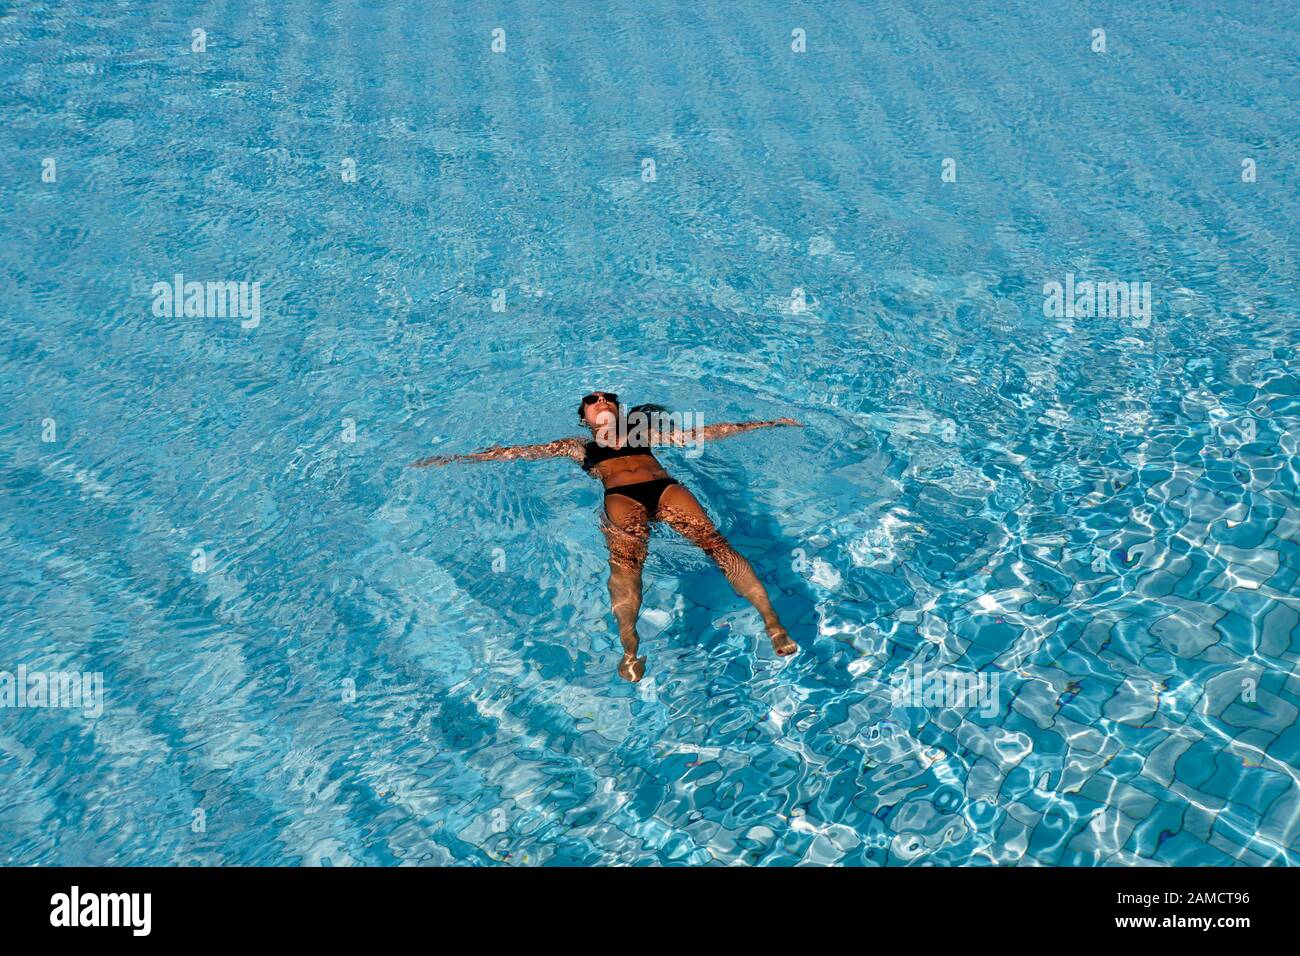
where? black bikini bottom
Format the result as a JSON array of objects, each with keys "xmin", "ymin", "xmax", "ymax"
[{"xmin": 604, "ymin": 478, "xmax": 679, "ymax": 515}]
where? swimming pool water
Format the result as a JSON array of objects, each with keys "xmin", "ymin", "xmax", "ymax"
[{"xmin": 2, "ymin": 0, "xmax": 1298, "ymax": 865}]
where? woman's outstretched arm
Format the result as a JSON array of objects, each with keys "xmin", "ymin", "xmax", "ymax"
[
  {"xmin": 655, "ymin": 418, "xmax": 802, "ymax": 446},
  {"xmin": 411, "ymin": 437, "xmax": 584, "ymax": 468}
]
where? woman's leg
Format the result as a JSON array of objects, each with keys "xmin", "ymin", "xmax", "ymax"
[
  {"xmin": 602, "ymin": 494, "xmax": 651, "ymax": 681},
  {"xmin": 657, "ymin": 484, "xmax": 797, "ymax": 656}
]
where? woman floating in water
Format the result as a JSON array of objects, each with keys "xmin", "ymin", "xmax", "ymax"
[{"xmin": 413, "ymin": 392, "xmax": 801, "ymax": 682}]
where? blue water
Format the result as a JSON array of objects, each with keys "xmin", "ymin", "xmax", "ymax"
[{"xmin": 2, "ymin": 0, "xmax": 1298, "ymax": 866}]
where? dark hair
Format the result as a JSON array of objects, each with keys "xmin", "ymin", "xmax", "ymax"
[
  {"xmin": 628, "ymin": 403, "xmax": 668, "ymax": 418},
  {"xmin": 628, "ymin": 403, "xmax": 671, "ymax": 433}
]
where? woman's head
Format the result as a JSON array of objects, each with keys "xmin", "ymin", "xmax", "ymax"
[
  {"xmin": 578, "ymin": 393, "xmax": 674, "ymax": 441},
  {"xmin": 578, "ymin": 391, "xmax": 619, "ymax": 429}
]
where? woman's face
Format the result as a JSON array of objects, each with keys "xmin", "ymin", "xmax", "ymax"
[{"xmin": 581, "ymin": 392, "xmax": 618, "ymax": 428}]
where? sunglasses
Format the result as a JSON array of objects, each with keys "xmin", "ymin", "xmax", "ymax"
[{"xmin": 581, "ymin": 392, "xmax": 618, "ymax": 407}]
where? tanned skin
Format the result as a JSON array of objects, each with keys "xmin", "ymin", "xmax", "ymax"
[{"xmin": 413, "ymin": 393, "xmax": 802, "ymax": 682}]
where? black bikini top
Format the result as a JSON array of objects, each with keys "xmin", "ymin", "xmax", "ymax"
[{"xmin": 582, "ymin": 439, "xmax": 656, "ymax": 473}]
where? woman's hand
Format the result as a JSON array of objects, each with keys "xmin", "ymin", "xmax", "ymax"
[
  {"xmin": 774, "ymin": 417, "xmax": 804, "ymax": 427},
  {"xmin": 410, "ymin": 455, "xmax": 453, "ymax": 468}
]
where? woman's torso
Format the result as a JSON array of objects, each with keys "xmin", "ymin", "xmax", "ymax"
[{"xmin": 582, "ymin": 440, "xmax": 670, "ymax": 488}]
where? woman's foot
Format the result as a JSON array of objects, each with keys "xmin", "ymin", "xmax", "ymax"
[
  {"xmin": 618, "ymin": 653, "xmax": 647, "ymax": 682},
  {"xmin": 767, "ymin": 624, "xmax": 798, "ymax": 656}
]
